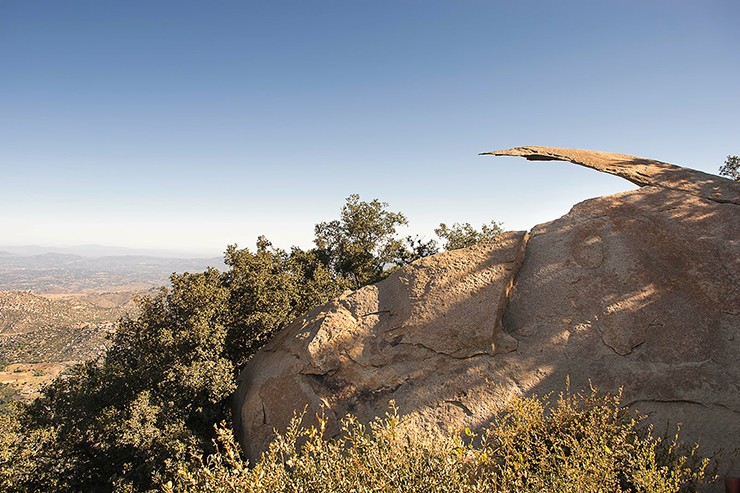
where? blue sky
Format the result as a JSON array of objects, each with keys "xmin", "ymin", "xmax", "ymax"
[{"xmin": 1, "ymin": 1, "xmax": 738, "ymax": 256}]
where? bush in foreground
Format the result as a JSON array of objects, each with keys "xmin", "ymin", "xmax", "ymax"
[{"xmin": 168, "ymin": 389, "xmax": 711, "ymax": 493}]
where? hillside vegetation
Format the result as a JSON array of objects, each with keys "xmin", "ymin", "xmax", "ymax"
[
  {"xmin": 0, "ymin": 196, "xmax": 713, "ymax": 492},
  {"xmin": 0, "ymin": 291, "xmax": 141, "ymax": 403},
  {"xmin": 0, "ymin": 291, "xmax": 135, "ymax": 337},
  {"xmin": 170, "ymin": 391, "xmax": 710, "ymax": 493}
]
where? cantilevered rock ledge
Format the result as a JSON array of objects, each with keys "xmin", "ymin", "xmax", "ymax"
[{"xmin": 481, "ymin": 146, "xmax": 740, "ymax": 205}]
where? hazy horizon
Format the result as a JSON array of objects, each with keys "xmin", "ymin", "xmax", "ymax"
[
  {"xmin": 0, "ymin": 243, "xmax": 223, "ymax": 258},
  {"xmin": 2, "ymin": 1, "xmax": 737, "ymax": 253}
]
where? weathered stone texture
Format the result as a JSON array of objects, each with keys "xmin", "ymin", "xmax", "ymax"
[{"xmin": 235, "ymin": 147, "xmax": 740, "ymax": 484}]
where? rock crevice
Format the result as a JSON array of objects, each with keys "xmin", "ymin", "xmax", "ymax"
[{"xmin": 493, "ymin": 231, "xmax": 529, "ymax": 353}]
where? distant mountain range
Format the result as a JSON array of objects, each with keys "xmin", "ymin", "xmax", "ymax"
[
  {"xmin": 0, "ymin": 246, "xmax": 226, "ymax": 293},
  {"xmin": 0, "ymin": 244, "xmax": 219, "ymax": 258}
]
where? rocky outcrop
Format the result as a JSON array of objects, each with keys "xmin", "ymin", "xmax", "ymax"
[
  {"xmin": 481, "ymin": 146, "xmax": 740, "ymax": 205},
  {"xmin": 235, "ymin": 147, "xmax": 740, "ymax": 481}
]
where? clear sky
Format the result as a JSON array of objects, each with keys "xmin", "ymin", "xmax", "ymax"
[{"xmin": 1, "ymin": 0, "xmax": 738, "ymax": 256}]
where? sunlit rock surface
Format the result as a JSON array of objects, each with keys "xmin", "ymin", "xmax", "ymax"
[{"xmin": 235, "ymin": 147, "xmax": 739, "ymax": 482}]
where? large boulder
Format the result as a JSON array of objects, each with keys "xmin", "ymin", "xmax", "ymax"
[{"xmin": 234, "ymin": 147, "xmax": 740, "ymax": 481}]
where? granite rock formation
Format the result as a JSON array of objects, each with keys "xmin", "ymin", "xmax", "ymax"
[{"xmin": 235, "ymin": 147, "xmax": 740, "ymax": 480}]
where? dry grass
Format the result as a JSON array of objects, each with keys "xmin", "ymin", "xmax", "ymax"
[
  {"xmin": 0, "ymin": 362, "xmax": 72, "ymax": 400},
  {"xmin": 168, "ymin": 389, "xmax": 712, "ymax": 493}
]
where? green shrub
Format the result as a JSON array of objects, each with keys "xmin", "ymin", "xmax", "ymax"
[
  {"xmin": 167, "ymin": 389, "xmax": 711, "ymax": 493},
  {"xmin": 0, "ymin": 384, "xmax": 19, "ymax": 413}
]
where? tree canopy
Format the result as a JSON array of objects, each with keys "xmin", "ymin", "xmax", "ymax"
[
  {"xmin": 719, "ymin": 155, "xmax": 740, "ymax": 181},
  {"xmin": 435, "ymin": 220, "xmax": 504, "ymax": 251},
  {"xmin": 314, "ymin": 194, "xmax": 409, "ymax": 288}
]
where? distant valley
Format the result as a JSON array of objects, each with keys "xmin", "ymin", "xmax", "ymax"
[
  {"xmin": 0, "ymin": 246, "xmax": 225, "ymax": 293},
  {"xmin": 0, "ymin": 246, "xmax": 226, "ymax": 405}
]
